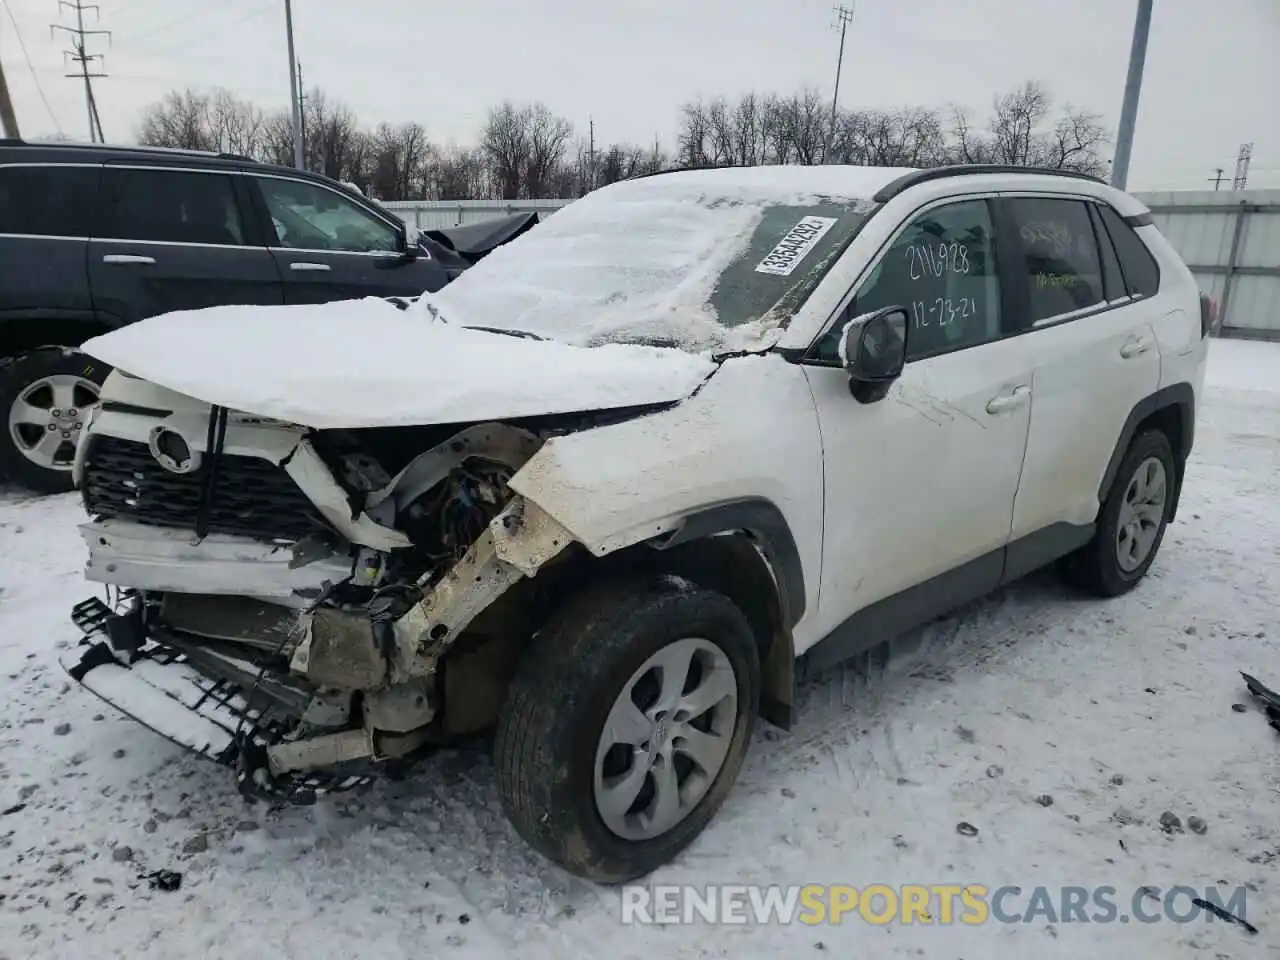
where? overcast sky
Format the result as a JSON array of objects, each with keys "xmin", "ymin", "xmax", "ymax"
[{"xmin": 2, "ymin": 0, "xmax": 1277, "ymax": 190}]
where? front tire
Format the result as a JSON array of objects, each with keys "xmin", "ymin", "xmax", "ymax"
[
  {"xmin": 0, "ymin": 348, "xmax": 107, "ymax": 495},
  {"xmin": 1060, "ymin": 428, "xmax": 1176, "ymax": 597},
  {"xmin": 494, "ymin": 577, "xmax": 760, "ymax": 883}
]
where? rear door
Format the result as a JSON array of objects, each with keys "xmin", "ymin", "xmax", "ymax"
[
  {"xmin": 0, "ymin": 162, "xmax": 100, "ymax": 326},
  {"xmin": 1000, "ymin": 195, "xmax": 1162, "ymax": 558},
  {"xmin": 245, "ymin": 174, "xmax": 450, "ymax": 303},
  {"xmin": 88, "ymin": 165, "xmax": 284, "ymax": 325}
]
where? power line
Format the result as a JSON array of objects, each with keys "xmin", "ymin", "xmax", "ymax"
[
  {"xmin": 124, "ymin": 2, "xmax": 274, "ymax": 60},
  {"xmin": 1, "ymin": 0, "xmax": 62, "ymax": 134},
  {"xmin": 52, "ymin": 0, "xmax": 109, "ymax": 143}
]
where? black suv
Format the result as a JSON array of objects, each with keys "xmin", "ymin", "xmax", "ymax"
[{"xmin": 0, "ymin": 140, "xmax": 531, "ymax": 493}]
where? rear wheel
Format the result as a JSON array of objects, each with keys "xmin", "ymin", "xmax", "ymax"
[
  {"xmin": 494, "ymin": 577, "xmax": 759, "ymax": 883},
  {"xmin": 0, "ymin": 348, "xmax": 107, "ymax": 495},
  {"xmin": 1060, "ymin": 428, "xmax": 1175, "ymax": 597}
]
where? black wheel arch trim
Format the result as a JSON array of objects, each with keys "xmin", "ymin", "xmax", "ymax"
[
  {"xmin": 655, "ymin": 498, "xmax": 807, "ymax": 628},
  {"xmin": 1099, "ymin": 382, "xmax": 1195, "ymax": 514}
]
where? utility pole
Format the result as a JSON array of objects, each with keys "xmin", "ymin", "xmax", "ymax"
[
  {"xmin": 1209, "ymin": 167, "xmax": 1226, "ymax": 191},
  {"xmin": 296, "ymin": 60, "xmax": 306, "ymax": 166},
  {"xmin": 1232, "ymin": 143, "xmax": 1252, "ymax": 191},
  {"xmin": 828, "ymin": 5, "xmax": 854, "ymax": 157},
  {"xmin": 284, "ymin": 0, "xmax": 303, "ymax": 169},
  {"xmin": 1110, "ymin": 0, "xmax": 1153, "ymax": 191},
  {"xmin": 0, "ymin": 59, "xmax": 20, "ymax": 138},
  {"xmin": 587, "ymin": 116, "xmax": 595, "ymax": 194},
  {"xmin": 52, "ymin": 0, "xmax": 109, "ymax": 143}
]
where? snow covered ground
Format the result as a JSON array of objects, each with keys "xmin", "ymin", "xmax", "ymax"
[{"xmin": 1, "ymin": 339, "xmax": 1277, "ymax": 960}]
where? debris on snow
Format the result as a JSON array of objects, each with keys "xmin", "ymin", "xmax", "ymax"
[
  {"xmin": 111, "ymin": 846, "xmax": 132, "ymax": 863},
  {"xmin": 1159, "ymin": 811, "xmax": 1184, "ymax": 834},
  {"xmin": 141, "ymin": 870, "xmax": 182, "ymax": 892},
  {"xmin": 955, "ymin": 822, "xmax": 979, "ymax": 837},
  {"xmin": 52, "ymin": 723, "xmax": 70, "ymax": 736},
  {"xmin": 1187, "ymin": 815, "xmax": 1208, "ymax": 835}
]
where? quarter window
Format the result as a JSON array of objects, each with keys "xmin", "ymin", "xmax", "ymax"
[
  {"xmin": 0, "ymin": 165, "xmax": 98, "ymax": 237},
  {"xmin": 1008, "ymin": 198, "xmax": 1105, "ymax": 322},
  {"xmin": 100, "ymin": 169, "xmax": 246, "ymax": 245},
  {"xmin": 1096, "ymin": 203, "xmax": 1160, "ymax": 297},
  {"xmin": 254, "ymin": 177, "xmax": 400, "ymax": 253},
  {"xmin": 818, "ymin": 199, "xmax": 1002, "ymax": 362}
]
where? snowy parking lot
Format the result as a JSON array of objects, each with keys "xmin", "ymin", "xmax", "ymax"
[{"xmin": 1, "ymin": 338, "xmax": 1278, "ymax": 960}]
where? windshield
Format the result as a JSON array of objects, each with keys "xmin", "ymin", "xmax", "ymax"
[{"xmin": 418, "ymin": 171, "xmax": 875, "ymax": 353}]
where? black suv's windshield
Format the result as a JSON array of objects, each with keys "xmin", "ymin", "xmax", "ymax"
[{"xmin": 423, "ymin": 176, "xmax": 874, "ymax": 353}]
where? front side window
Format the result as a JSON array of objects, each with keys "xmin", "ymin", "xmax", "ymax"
[
  {"xmin": 1008, "ymin": 198, "xmax": 1105, "ymax": 322},
  {"xmin": 255, "ymin": 177, "xmax": 400, "ymax": 253},
  {"xmin": 0, "ymin": 165, "xmax": 98, "ymax": 237},
  {"xmin": 817, "ymin": 199, "xmax": 1002, "ymax": 363},
  {"xmin": 101, "ymin": 169, "xmax": 246, "ymax": 245}
]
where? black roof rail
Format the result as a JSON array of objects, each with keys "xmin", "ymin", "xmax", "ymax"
[
  {"xmin": 872, "ymin": 164, "xmax": 1107, "ymax": 203},
  {"xmin": 0, "ymin": 138, "xmax": 256, "ymax": 163}
]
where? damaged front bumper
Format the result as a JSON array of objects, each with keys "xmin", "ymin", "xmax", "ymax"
[{"xmin": 63, "ymin": 594, "xmax": 374, "ymax": 804}]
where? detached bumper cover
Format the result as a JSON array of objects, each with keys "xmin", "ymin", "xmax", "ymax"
[{"xmin": 61, "ymin": 596, "xmax": 371, "ymax": 804}]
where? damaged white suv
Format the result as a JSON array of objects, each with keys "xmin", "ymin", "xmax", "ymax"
[{"xmin": 63, "ymin": 164, "xmax": 1210, "ymax": 883}]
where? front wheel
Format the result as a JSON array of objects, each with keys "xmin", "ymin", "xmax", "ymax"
[
  {"xmin": 1060, "ymin": 428, "xmax": 1176, "ymax": 597},
  {"xmin": 0, "ymin": 348, "xmax": 107, "ymax": 495},
  {"xmin": 494, "ymin": 577, "xmax": 760, "ymax": 883}
]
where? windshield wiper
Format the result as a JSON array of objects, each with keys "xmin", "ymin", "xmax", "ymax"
[{"xmin": 462, "ymin": 325, "xmax": 547, "ymax": 341}]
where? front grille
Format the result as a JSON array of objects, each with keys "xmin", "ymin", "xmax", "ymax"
[{"xmin": 82, "ymin": 435, "xmax": 326, "ymax": 542}]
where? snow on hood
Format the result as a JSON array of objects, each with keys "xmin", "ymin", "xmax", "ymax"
[{"xmin": 80, "ymin": 298, "xmax": 716, "ymax": 430}]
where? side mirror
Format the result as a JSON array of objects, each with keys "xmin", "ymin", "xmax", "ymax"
[{"xmin": 838, "ymin": 305, "xmax": 909, "ymax": 404}]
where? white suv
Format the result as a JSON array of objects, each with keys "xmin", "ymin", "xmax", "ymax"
[{"xmin": 61, "ymin": 164, "xmax": 1210, "ymax": 883}]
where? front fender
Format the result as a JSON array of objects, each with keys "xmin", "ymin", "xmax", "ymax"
[{"xmin": 508, "ymin": 353, "xmax": 824, "ymax": 629}]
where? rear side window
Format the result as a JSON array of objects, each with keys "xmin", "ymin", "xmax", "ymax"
[
  {"xmin": 1096, "ymin": 203, "xmax": 1160, "ymax": 297},
  {"xmin": 0, "ymin": 165, "xmax": 98, "ymax": 237},
  {"xmin": 100, "ymin": 169, "xmax": 247, "ymax": 245},
  {"xmin": 1008, "ymin": 198, "xmax": 1105, "ymax": 322}
]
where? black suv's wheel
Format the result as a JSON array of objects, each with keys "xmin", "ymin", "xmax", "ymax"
[
  {"xmin": 0, "ymin": 348, "xmax": 107, "ymax": 494},
  {"xmin": 494, "ymin": 577, "xmax": 760, "ymax": 883},
  {"xmin": 1060, "ymin": 428, "xmax": 1176, "ymax": 597}
]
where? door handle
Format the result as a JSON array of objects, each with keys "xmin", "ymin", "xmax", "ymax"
[
  {"xmin": 985, "ymin": 385, "xmax": 1031, "ymax": 415},
  {"xmin": 1120, "ymin": 336, "xmax": 1152, "ymax": 358},
  {"xmin": 289, "ymin": 262, "xmax": 331, "ymax": 272},
  {"xmin": 102, "ymin": 254, "xmax": 156, "ymax": 265}
]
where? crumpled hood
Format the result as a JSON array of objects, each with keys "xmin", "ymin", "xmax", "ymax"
[{"xmin": 80, "ymin": 298, "xmax": 718, "ymax": 430}]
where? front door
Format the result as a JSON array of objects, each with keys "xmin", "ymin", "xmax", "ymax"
[
  {"xmin": 88, "ymin": 166, "xmax": 284, "ymax": 325},
  {"xmin": 248, "ymin": 175, "xmax": 451, "ymax": 303},
  {"xmin": 998, "ymin": 196, "xmax": 1163, "ymax": 548},
  {"xmin": 800, "ymin": 197, "xmax": 1034, "ymax": 652}
]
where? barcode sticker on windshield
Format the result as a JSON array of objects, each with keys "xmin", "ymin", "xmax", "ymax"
[{"xmin": 754, "ymin": 216, "xmax": 839, "ymax": 276}]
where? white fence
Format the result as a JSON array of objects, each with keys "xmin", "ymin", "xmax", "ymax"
[
  {"xmin": 1133, "ymin": 190, "xmax": 1279, "ymax": 340},
  {"xmin": 381, "ymin": 198, "xmax": 569, "ymax": 231},
  {"xmin": 385, "ymin": 189, "xmax": 1280, "ymax": 340}
]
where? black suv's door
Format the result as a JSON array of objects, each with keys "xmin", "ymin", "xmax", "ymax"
[
  {"xmin": 88, "ymin": 165, "xmax": 284, "ymax": 324},
  {"xmin": 244, "ymin": 173, "xmax": 450, "ymax": 303},
  {"xmin": 0, "ymin": 162, "xmax": 100, "ymax": 325}
]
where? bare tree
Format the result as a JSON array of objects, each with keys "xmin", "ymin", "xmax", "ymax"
[
  {"xmin": 676, "ymin": 100, "xmax": 712, "ymax": 168},
  {"xmin": 137, "ymin": 89, "xmax": 215, "ymax": 151},
  {"xmin": 946, "ymin": 82, "xmax": 1108, "ymax": 175}
]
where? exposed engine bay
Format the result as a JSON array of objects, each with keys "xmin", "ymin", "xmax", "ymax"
[{"xmin": 64, "ymin": 403, "xmax": 633, "ymax": 803}]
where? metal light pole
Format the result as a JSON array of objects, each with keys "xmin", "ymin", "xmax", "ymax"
[
  {"xmin": 1110, "ymin": 0, "xmax": 1153, "ymax": 191},
  {"xmin": 284, "ymin": 0, "xmax": 304, "ymax": 170},
  {"xmin": 0, "ymin": 61, "xmax": 20, "ymax": 138}
]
